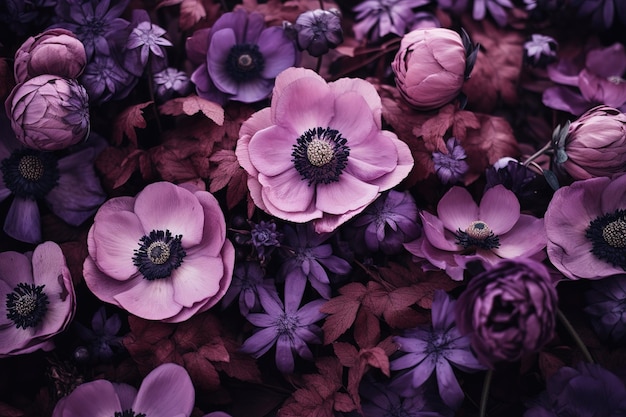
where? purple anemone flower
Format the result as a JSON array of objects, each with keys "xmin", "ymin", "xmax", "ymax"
[
  {"xmin": 0, "ymin": 116, "xmax": 106, "ymax": 243},
  {"xmin": 250, "ymin": 220, "xmax": 282, "ymax": 260},
  {"xmin": 352, "ymin": 0, "xmax": 432, "ymax": 42},
  {"xmin": 279, "ymin": 223, "xmax": 351, "ymax": 302},
  {"xmin": 239, "ymin": 285, "xmax": 326, "ymax": 374},
  {"xmin": 186, "ymin": 9, "xmax": 298, "ymax": 104},
  {"xmin": 51, "ymin": 363, "xmax": 195, "ymax": 417},
  {"xmin": 432, "ymin": 137, "xmax": 469, "ymax": 185},
  {"xmin": 285, "ymin": 8, "xmax": 344, "ymax": 57},
  {"xmin": 390, "ymin": 290, "xmax": 485, "ymax": 410},
  {"xmin": 404, "ymin": 185, "xmax": 546, "ymax": 281},
  {"xmin": 585, "ymin": 274, "xmax": 626, "ymax": 343},
  {"xmin": 545, "ymin": 174, "xmax": 626, "ymax": 280}
]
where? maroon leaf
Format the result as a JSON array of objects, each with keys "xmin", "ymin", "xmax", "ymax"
[
  {"xmin": 159, "ymin": 95, "xmax": 224, "ymax": 125},
  {"xmin": 111, "ymin": 101, "xmax": 152, "ymax": 146},
  {"xmin": 320, "ymin": 283, "xmax": 366, "ymax": 344},
  {"xmin": 182, "ymin": 352, "xmax": 221, "ymax": 391}
]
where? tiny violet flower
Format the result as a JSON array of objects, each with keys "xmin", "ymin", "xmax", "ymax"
[
  {"xmin": 352, "ymin": 0, "xmax": 432, "ymax": 42},
  {"xmin": 404, "ymin": 185, "xmax": 547, "ymax": 281},
  {"xmin": 279, "ymin": 223, "xmax": 351, "ymax": 302},
  {"xmin": 51, "ymin": 363, "xmax": 195, "ymax": 417},
  {"xmin": 221, "ymin": 261, "xmax": 272, "ymax": 316},
  {"xmin": 240, "ymin": 285, "xmax": 326, "ymax": 374},
  {"xmin": 471, "ymin": 0, "xmax": 514, "ymax": 27},
  {"xmin": 124, "ymin": 9, "xmax": 172, "ymax": 77},
  {"xmin": 390, "ymin": 290, "xmax": 485, "ymax": 410},
  {"xmin": 585, "ymin": 274, "xmax": 626, "ymax": 343},
  {"xmin": 432, "ymin": 137, "xmax": 469, "ymax": 185},
  {"xmin": 284, "ymin": 9, "xmax": 344, "ymax": 57},
  {"xmin": 153, "ymin": 67, "xmax": 192, "ymax": 102},
  {"xmin": 81, "ymin": 54, "xmax": 138, "ymax": 104},
  {"xmin": 524, "ymin": 34, "xmax": 558, "ymax": 67},
  {"xmin": 73, "ymin": 306, "xmax": 124, "ymax": 362},
  {"xmin": 250, "ymin": 220, "xmax": 282, "ymax": 260},
  {"xmin": 186, "ymin": 9, "xmax": 298, "ymax": 104},
  {"xmin": 0, "ymin": 241, "xmax": 75, "ymax": 357}
]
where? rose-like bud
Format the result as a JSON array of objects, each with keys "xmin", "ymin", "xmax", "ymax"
[
  {"xmin": 391, "ymin": 28, "xmax": 478, "ymax": 110},
  {"xmin": 455, "ymin": 258, "xmax": 558, "ymax": 367},
  {"xmin": 553, "ymin": 105, "xmax": 626, "ymax": 180},
  {"xmin": 6, "ymin": 75, "xmax": 90, "ymax": 151},
  {"xmin": 285, "ymin": 9, "xmax": 343, "ymax": 57},
  {"xmin": 14, "ymin": 28, "xmax": 87, "ymax": 84}
]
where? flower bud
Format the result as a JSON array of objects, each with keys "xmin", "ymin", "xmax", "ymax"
[
  {"xmin": 556, "ymin": 105, "xmax": 626, "ymax": 179},
  {"xmin": 285, "ymin": 9, "xmax": 343, "ymax": 57},
  {"xmin": 392, "ymin": 28, "xmax": 477, "ymax": 110},
  {"xmin": 14, "ymin": 28, "xmax": 87, "ymax": 84},
  {"xmin": 6, "ymin": 75, "xmax": 90, "ymax": 151}
]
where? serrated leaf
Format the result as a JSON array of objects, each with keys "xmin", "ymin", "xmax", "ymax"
[
  {"xmin": 159, "ymin": 95, "xmax": 224, "ymax": 125},
  {"xmin": 112, "ymin": 101, "xmax": 152, "ymax": 146}
]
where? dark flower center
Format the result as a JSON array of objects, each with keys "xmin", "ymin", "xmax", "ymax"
[
  {"xmin": 292, "ymin": 127, "xmax": 350, "ymax": 186},
  {"xmin": 0, "ymin": 149, "xmax": 60, "ymax": 199},
  {"xmin": 385, "ymin": 404, "xmax": 411, "ymax": 417},
  {"xmin": 6, "ymin": 283, "xmax": 49, "ymax": 329},
  {"xmin": 455, "ymin": 220, "xmax": 500, "ymax": 250},
  {"xmin": 276, "ymin": 312, "xmax": 299, "ymax": 337},
  {"xmin": 226, "ymin": 43, "xmax": 265, "ymax": 81},
  {"xmin": 132, "ymin": 230, "xmax": 186, "ymax": 280},
  {"xmin": 114, "ymin": 410, "xmax": 146, "ymax": 417},
  {"xmin": 586, "ymin": 210, "xmax": 626, "ymax": 270}
]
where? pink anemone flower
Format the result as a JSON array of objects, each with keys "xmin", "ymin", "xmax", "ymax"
[
  {"xmin": 51, "ymin": 363, "xmax": 194, "ymax": 417},
  {"xmin": 236, "ymin": 67, "xmax": 414, "ymax": 233},
  {"xmin": 404, "ymin": 185, "xmax": 547, "ymax": 281},
  {"xmin": 83, "ymin": 181, "xmax": 235, "ymax": 322},
  {"xmin": 0, "ymin": 241, "xmax": 75, "ymax": 357}
]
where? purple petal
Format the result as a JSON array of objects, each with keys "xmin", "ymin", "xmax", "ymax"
[
  {"xmin": 275, "ymin": 335, "xmax": 295, "ymax": 373},
  {"xmin": 257, "ymin": 27, "xmax": 296, "ymax": 79},
  {"xmin": 436, "ymin": 359, "xmax": 465, "ymax": 409},
  {"xmin": 4, "ymin": 197, "xmax": 41, "ymax": 244}
]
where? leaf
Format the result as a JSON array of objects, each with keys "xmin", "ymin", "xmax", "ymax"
[
  {"xmin": 112, "ymin": 101, "xmax": 152, "ymax": 146},
  {"xmin": 538, "ymin": 352, "xmax": 565, "ymax": 380},
  {"xmin": 182, "ymin": 352, "xmax": 221, "ymax": 391},
  {"xmin": 94, "ymin": 146, "xmax": 139, "ymax": 191},
  {"xmin": 333, "ymin": 342, "xmax": 358, "ymax": 367},
  {"xmin": 159, "ymin": 95, "xmax": 224, "ymax": 125},
  {"xmin": 319, "ymin": 282, "xmax": 366, "ymax": 344},
  {"xmin": 353, "ymin": 307, "xmax": 380, "ymax": 349},
  {"xmin": 208, "ymin": 149, "xmax": 249, "ymax": 209},
  {"xmin": 114, "ymin": 149, "xmax": 148, "ymax": 189},
  {"xmin": 179, "ymin": 0, "xmax": 206, "ymax": 30}
]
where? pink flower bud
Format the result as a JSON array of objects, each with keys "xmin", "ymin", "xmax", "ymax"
[
  {"xmin": 14, "ymin": 29, "xmax": 87, "ymax": 84},
  {"xmin": 5, "ymin": 75, "xmax": 90, "ymax": 151},
  {"xmin": 392, "ymin": 28, "xmax": 467, "ymax": 110},
  {"xmin": 561, "ymin": 105, "xmax": 626, "ymax": 180}
]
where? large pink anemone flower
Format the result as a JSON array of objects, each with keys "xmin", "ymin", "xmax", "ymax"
[
  {"xmin": 545, "ymin": 174, "xmax": 626, "ymax": 280},
  {"xmin": 404, "ymin": 185, "xmax": 546, "ymax": 281},
  {"xmin": 236, "ymin": 67, "xmax": 414, "ymax": 233},
  {"xmin": 83, "ymin": 181, "xmax": 235, "ymax": 322},
  {"xmin": 51, "ymin": 363, "xmax": 194, "ymax": 417},
  {"xmin": 0, "ymin": 241, "xmax": 75, "ymax": 357}
]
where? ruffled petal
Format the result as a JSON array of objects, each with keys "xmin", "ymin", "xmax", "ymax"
[
  {"xmin": 248, "ymin": 125, "xmax": 298, "ymax": 177},
  {"xmin": 83, "ymin": 257, "xmax": 140, "ymax": 307},
  {"xmin": 170, "ymin": 254, "xmax": 225, "ymax": 307},
  {"xmin": 258, "ymin": 169, "xmax": 315, "ymax": 213}
]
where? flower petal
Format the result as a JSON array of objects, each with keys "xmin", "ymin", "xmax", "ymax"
[
  {"xmin": 248, "ymin": 125, "xmax": 297, "ymax": 177},
  {"xmin": 275, "ymin": 334, "xmax": 295, "ymax": 373},
  {"xmin": 315, "ymin": 174, "xmax": 379, "ymax": 215},
  {"xmin": 207, "ymin": 29, "xmax": 238, "ymax": 95},
  {"xmin": 257, "ymin": 27, "xmax": 296, "ymax": 79},
  {"xmin": 114, "ymin": 278, "xmax": 181, "ymax": 321},
  {"xmin": 259, "ymin": 169, "xmax": 315, "ymax": 213},
  {"xmin": 492, "ymin": 215, "xmax": 546, "ymax": 258},
  {"xmin": 133, "ymin": 363, "xmax": 194, "ymax": 417},
  {"xmin": 477, "ymin": 185, "xmax": 520, "ymax": 235},
  {"xmin": 59, "ymin": 380, "xmax": 122, "ymax": 417},
  {"xmin": 437, "ymin": 187, "xmax": 479, "ymax": 232},
  {"xmin": 170, "ymin": 254, "xmax": 225, "ymax": 307},
  {"xmin": 4, "ymin": 197, "xmax": 41, "ymax": 244}
]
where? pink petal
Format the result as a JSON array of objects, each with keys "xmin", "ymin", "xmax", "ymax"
[
  {"xmin": 315, "ymin": 174, "xmax": 379, "ymax": 215},
  {"xmin": 133, "ymin": 182, "xmax": 205, "ymax": 247},
  {"xmin": 170, "ymin": 254, "xmax": 224, "ymax": 307},
  {"xmin": 420, "ymin": 211, "xmax": 461, "ymax": 251},
  {"xmin": 366, "ymin": 133, "xmax": 414, "ymax": 191},
  {"xmin": 259, "ymin": 169, "xmax": 315, "ymax": 213},
  {"xmin": 188, "ymin": 190, "xmax": 227, "ymax": 257},
  {"xmin": 329, "ymin": 91, "xmax": 378, "ymax": 148},
  {"xmin": 478, "ymin": 185, "xmax": 521, "ymax": 235},
  {"xmin": 113, "ymin": 384, "xmax": 138, "ymax": 411},
  {"xmin": 329, "ymin": 77, "xmax": 382, "ymax": 128},
  {"xmin": 601, "ymin": 174, "xmax": 626, "ymax": 213},
  {"xmin": 114, "ymin": 278, "xmax": 181, "ymax": 321},
  {"xmin": 237, "ymin": 107, "xmax": 273, "ymax": 177},
  {"xmin": 248, "ymin": 125, "xmax": 298, "ymax": 177},
  {"xmin": 59, "ymin": 380, "xmax": 121, "ymax": 417},
  {"xmin": 133, "ymin": 363, "xmax": 194, "ymax": 417},
  {"xmin": 271, "ymin": 67, "xmax": 325, "ymax": 116},
  {"xmin": 436, "ymin": 187, "xmax": 479, "ymax": 232},
  {"xmin": 0, "ymin": 320, "xmax": 38, "ymax": 354},
  {"xmin": 83, "ymin": 257, "xmax": 139, "ymax": 307},
  {"xmin": 4, "ymin": 197, "xmax": 41, "ymax": 244},
  {"xmin": 492, "ymin": 215, "xmax": 546, "ymax": 258},
  {"xmin": 260, "ymin": 185, "xmax": 322, "ymax": 223},
  {"xmin": 0, "ymin": 251, "xmax": 33, "ymax": 288},
  {"xmin": 346, "ymin": 133, "xmax": 398, "ymax": 181}
]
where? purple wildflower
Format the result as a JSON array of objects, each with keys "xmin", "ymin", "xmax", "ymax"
[
  {"xmin": 471, "ymin": 0, "xmax": 514, "ymax": 26},
  {"xmin": 351, "ymin": 190, "xmax": 421, "ymax": 255},
  {"xmin": 568, "ymin": 0, "xmax": 626, "ymax": 29},
  {"xmin": 186, "ymin": 9, "xmax": 298, "ymax": 104},
  {"xmin": 221, "ymin": 261, "xmax": 272, "ymax": 316},
  {"xmin": 250, "ymin": 220, "xmax": 282, "ymax": 260},
  {"xmin": 390, "ymin": 290, "xmax": 485, "ymax": 410},
  {"xmin": 524, "ymin": 34, "xmax": 558, "ymax": 67},
  {"xmin": 153, "ymin": 67, "xmax": 192, "ymax": 102},
  {"xmin": 124, "ymin": 9, "xmax": 172, "ymax": 77},
  {"xmin": 352, "ymin": 0, "xmax": 432, "ymax": 42},
  {"xmin": 585, "ymin": 274, "xmax": 626, "ymax": 342},
  {"xmin": 279, "ymin": 223, "xmax": 351, "ymax": 303},
  {"xmin": 73, "ymin": 306, "xmax": 124, "ymax": 362},
  {"xmin": 240, "ymin": 285, "xmax": 326, "ymax": 374},
  {"xmin": 284, "ymin": 9, "xmax": 344, "ymax": 57},
  {"xmin": 80, "ymin": 54, "xmax": 138, "ymax": 104},
  {"xmin": 432, "ymin": 137, "xmax": 469, "ymax": 185}
]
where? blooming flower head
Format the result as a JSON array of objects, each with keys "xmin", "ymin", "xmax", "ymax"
[
  {"xmin": 352, "ymin": 0, "xmax": 431, "ymax": 42},
  {"xmin": 250, "ymin": 219, "xmax": 282, "ymax": 260},
  {"xmin": 585, "ymin": 274, "xmax": 626, "ymax": 343},
  {"xmin": 545, "ymin": 174, "xmax": 626, "ymax": 280},
  {"xmin": 83, "ymin": 181, "xmax": 235, "ymax": 322},
  {"xmin": 524, "ymin": 34, "xmax": 558, "ymax": 67},
  {"xmin": 524, "ymin": 362, "xmax": 626, "ymax": 417},
  {"xmin": 80, "ymin": 53, "xmax": 138, "ymax": 104},
  {"xmin": 543, "ymin": 42, "xmax": 626, "ymax": 116},
  {"xmin": 240, "ymin": 285, "xmax": 326, "ymax": 374},
  {"xmin": 236, "ymin": 67, "xmax": 413, "ymax": 233},
  {"xmin": 0, "ymin": 241, "xmax": 75, "ymax": 357},
  {"xmin": 51, "ymin": 363, "xmax": 195, "ymax": 417},
  {"xmin": 404, "ymin": 185, "xmax": 547, "ymax": 281},
  {"xmin": 284, "ymin": 8, "xmax": 344, "ymax": 57},
  {"xmin": 153, "ymin": 67, "xmax": 192, "ymax": 102},
  {"xmin": 221, "ymin": 261, "xmax": 271, "ymax": 316},
  {"xmin": 432, "ymin": 137, "xmax": 469, "ymax": 185},
  {"xmin": 390, "ymin": 290, "xmax": 485, "ymax": 409},
  {"xmin": 6, "ymin": 74, "xmax": 90, "ymax": 151},
  {"xmin": 455, "ymin": 258, "xmax": 558, "ymax": 367},
  {"xmin": 186, "ymin": 9, "xmax": 298, "ymax": 104},
  {"xmin": 124, "ymin": 8, "xmax": 172, "ymax": 77},
  {"xmin": 73, "ymin": 306, "xmax": 124, "ymax": 362},
  {"xmin": 554, "ymin": 105, "xmax": 626, "ymax": 180}
]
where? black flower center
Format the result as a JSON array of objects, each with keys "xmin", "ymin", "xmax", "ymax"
[
  {"xmin": 1, "ymin": 149, "xmax": 60, "ymax": 199},
  {"xmin": 114, "ymin": 410, "xmax": 146, "ymax": 417},
  {"xmin": 6, "ymin": 283, "xmax": 49, "ymax": 329},
  {"xmin": 587, "ymin": 209, "xmax": 626, "ymax": 270},
  {"xmin": 455, "ymin": 220, "xmax": 500, "ymax": 250},
  {"xmin": 132, "ymin": 230, "xmax": 186, "ymax": 280},
  {"xmin": 226, "ymin": 43, "xmax": 265, "ymax": 81},
  {"xmin": 292, "ymin": 127, "xmax": 350, "ymax": 186}
]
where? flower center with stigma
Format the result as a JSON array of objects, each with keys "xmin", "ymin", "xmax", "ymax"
[
  {"xmin": 0, "ymin": 149, "xmax": 60, "ymax": 199},
  {"xmin": 586, "ymin": 209, "xmax": 626, "ymax": 270},
  {"xmin": 455, "ymin": 220, "xmax": 500, "ymax": 250},
  {"xmin": 226, "ymin": 43, "xmax": 265, "ymax": 81},
  {"xmin": 385, "ymin": 404, "xmax": 412, "ymax": 417},
  {"xmin": 276, "ymin": 312, "xmax": 299, "ymax": 337},
  {"xmin": 426, "ymin": 330, "xmax": 452, "ymax": 358},
  {"xmin": 6, "ymin": 283, "xmax": 49, "ymax": 329},
  {"xmin": 132, "ymin": 230, "xmax": 186, "ymax": 280},
  {"xmin": 608, "ymin": 75, "xmax": 626, "ymax": 85},
  {"xmin": 114, "ymin": 410, "xmax": 146, "ymax": 417},
  {"xmin": 292, "ymin": 127, "xmax": 350, "ymax": 186}
]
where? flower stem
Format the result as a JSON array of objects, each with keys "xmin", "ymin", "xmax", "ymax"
[
  {"xmin": 522, "ymin": 141, "xmax": 552, "ymax": 166},
  {"xmin": 557, "ymin": 308, "xmax": 595, "ymax": 363},
  {"xmin": 479, "ymin": 368, "xmax": 493, "ymax": 417}
]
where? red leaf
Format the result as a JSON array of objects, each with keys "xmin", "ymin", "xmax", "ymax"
[
  {"xmin": 159, "ymin": 95, "xmax": 224, "ymax": 125},
  {"xmin": 208, "ymin": 149, "xmax": 249, "ymax": 209},
  {"xmin": 353, "ymin": 307, "xmax": 380, "ymax": 349},
  {"xmin": 538, "ymin": 352, "xmax": 566, "ymax": 380},
  {"xmin": 179, "ymin": 0, "xmax": 207, "ymax": 30},
  {"xmin": 320, "ymin": 283, "xmax": 366, "ymax": 344},
  {"xmin": 198, "ymin": 339, "xmax": 230, "ymax": 363},
  {"xmin": 333, "ymin": 393, "xmax": 356, "ymax": 413},
  {"xmin": 114, "ymin": 149, "xmax": 147, "ymax": 189},
  {"xmin": 333, "ymin": 342, "xmax": 358, "ymax": 367},
  {"xmin": 182, "ymin": 352, "xmax": 221, "ymax": 391},
  {"xmin": 112, "ymin": 101, "xmax": 152, "ymax": 146},
  {"xmin": 361, "ymin": 347, "xmax": 390, "ymax": 377}
]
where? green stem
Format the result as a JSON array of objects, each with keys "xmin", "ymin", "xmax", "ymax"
[
  {"xmin": 479, "ymin": 369, "xmax": 493, "ymax": 417},
  {"xmin": 557, "ymin": 308, "xmax": 595, "ymax": 363},
  {"xmin": 522, "ymin": 141, "xmax": 552, "ymax": 167}
]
